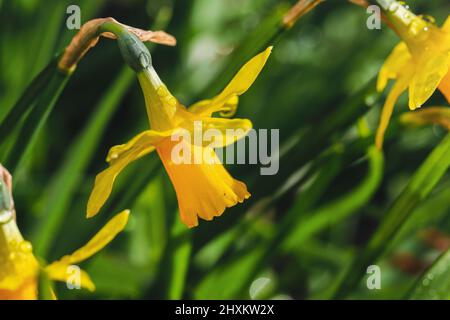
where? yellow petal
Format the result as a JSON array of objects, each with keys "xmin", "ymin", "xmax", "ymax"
[
  {"xmin": 442, "ymin": 15, "xmax": 450, "ymax": 32},
  {"xmin": 189, "ymin": 47, "xmax": 272, "ymax": 117},
  {"xmin": 438, "ymin": 70, "xmax": 450, "ymax": 104},
  {"xmin": 400, "ymin": 107, "xmax": 450, "ymax": 130},
  {"xmin": 157, "ymin": 140, "xmax": 250, "ymax": 228},
  {"xmin": 409, "ymin": 50, "xmax": 449, "ymax": 110},
  {"xmin": 0, "ymin": 219, "xmax": 39, "ymax": 291},
  {"xmin": 106, "ymin": 129, "xmax": 175, "ymax": 164},
  {"xmin": 376, "ymin": 72, "xmax": 411, "ymax": 149},
  {"xmin": 54, "ymin": 210, "xmax": 129, "ymax": 264},
  {"xmin": 0, "ymin": 278, "xmax": 37, "ymax": 300},
  {"xmin": 377, "ymin": 42, "xmax": 412, "ymax": 92},
  {"xmin": 202, "ymin": 117, "xmax": 252, "ymax": 147},
  {"xmin": 45, "ymin": 263, "xmax": 95, "ymax": 292},
  {"xmin": 190, "ymin": 96, "xmax": 239, "ymax": 118},
  {"xmin": 44, "ymin": 211, "xmax": 130, "ymax": 292},
  {"xmin": 87, "ymin": 130, "xmax": 172, "ymax": 217},
  {"xmin": 180, "ymin": 117, "xmax": 252, "ymax": 148}
]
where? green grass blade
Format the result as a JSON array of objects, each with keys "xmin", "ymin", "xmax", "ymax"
[
  {"xmin": 31, "ymin": 67, "xmax": 134, "ymax": 258},
  {"xmin": 0, "ymin": 60, "xmax": 55, "ymax": 144},
  {"xmin": 167, "ymin": 219, "xmax": 192, "ymax": 299},
  {"xmin": 332, "ymin": 132, "xmax": 450, "ymax": 299},
  {"xmin": 407, "ymin": 248, "xmax": 450, "ymax": 299},
  {"xmin": 283, "ymin": 146, "xmax": 384, "ymax": 249},
  {"xmin": 4, "ymin": 69, "xmax": 71, "ymax": 175}
]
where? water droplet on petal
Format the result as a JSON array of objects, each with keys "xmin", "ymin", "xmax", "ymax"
[{"xmin": 19, "ymin": 241, "xmax": 32, "ymax": 253}]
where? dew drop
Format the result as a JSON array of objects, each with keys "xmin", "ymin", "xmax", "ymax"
[{"xmin": 19, "ymin": 241, "xmax": 32, "ymax": 253}]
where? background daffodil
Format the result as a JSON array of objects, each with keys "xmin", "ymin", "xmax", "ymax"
[
  {"xmin": 0, "ymin": 210, "xmax": 129, "ymax": 299},
  {"xmin": 375, "ymin": 4, "xmax": 450, "ymax": 149},
  {"xmin": 0, "ymin": 165, "xmax": 129, "ymax": 299},
  {"xmin": 87, "ymin": 47, "xmax": 272, "ymax": 228}
]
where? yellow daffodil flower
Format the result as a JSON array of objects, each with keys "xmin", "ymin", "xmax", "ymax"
[
  {"xmin": 375, "ymin": 2, "xmax": 450, "ymax": 149},
  {"xmin": 0, "ymin": 166, "xmax": 129, "ymax": 300},
  {"xmin": 87, "ymin": 47, "xmax": 273, "ymax": 228}
]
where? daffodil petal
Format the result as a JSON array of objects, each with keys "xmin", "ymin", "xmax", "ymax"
[
  {"xmin": 377, "ymin": 42, "xmax": 412, "ymax": 92},
  {"xmin": 438, "ymin": 71, "xmax": 450, "ymax": 104},
  {"xmin": 190, "ymin": 96, "xmax": 239, "ymax": 118},
  {"xmin": 44, "ymin": 211, "xmax": 130, "ymax": 292},
  {"xmin": 409, "ymin": 51, "xmax": 449, "ymax": 110},
  {"xmin": 45, "ymin": 263, "xmax": 95, "ymax": 292},
  {"xmin": 55, "ymin": 210, "xmax": 129, "ymax": 265},
  {"xmin": 87, "ymin": 130, "xmax": 173, "ymax": 217},
  {"xmin": 189, "ymin": 47, "xmax": 272, "ymax": 117},
  {"xmin": 106, "ymin": 129, "xmax": 174, "ymax": 164},
  {"xmin": 0, "ymin": 220, "xmax": 39, "ymax": 291},
  {"xmin": 442, "ymin": 15, "xmax": 450, "ymax": 32},
  {"xmin": 0, "ymin": 278, "xmax": 37, "ymax": 299},
  {"xmin": 198, "ymin": 117, "xmax": 252, "ymax": 148},
  {"xmin": 376, "ymin": 72, "xmax": 411, "ymax": 149},
  {"xmin": 157, "ymin": 140, "xmax": 250, "ymax": 228}
]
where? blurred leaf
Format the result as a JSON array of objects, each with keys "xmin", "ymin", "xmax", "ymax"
[
  {"xmin": 85, "ymin": 254, "xmax": 152, "ymax": 298},
  {"xmin": 333, "ymin": 132, "xmax": 450, "ymax": 299},
  {"xmin": 283, "ymin": 146, "xmax": 384, "ymax": 249},
  {"xmin": 5, "ymin": 69, "xmax": 71, "ymax": 175},
  {"xmin": 167, "ymin": 218, "xmax": 192, "ymax": 299},
  {"xmin": 129, "ymin": 174, "xmax": 167, "ymax": 268},
  {"xmin": 408, "ymin": 248, "xmax": 450, "ymax": 300},
  {"xmin": 31, "ymin": 68, "xmax": 134, "ymax": 258}
]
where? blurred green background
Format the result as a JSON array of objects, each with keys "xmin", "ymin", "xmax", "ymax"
[{"xmin": 1, "ymin": 0, "xmax": 450, "ymax": 299}]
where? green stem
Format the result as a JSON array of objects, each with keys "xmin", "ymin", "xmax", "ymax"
[{"xmin": 332, "ymin": 132, "xmax": 450, "ymax": 299}]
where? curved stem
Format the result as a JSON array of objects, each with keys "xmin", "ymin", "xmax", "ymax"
[{"xmin": 332, "ymin": 132, "xmax": 450, "ymax": 299}]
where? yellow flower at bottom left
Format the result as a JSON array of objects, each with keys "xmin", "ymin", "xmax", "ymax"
[{"xmin": 0, "ymin": 209, "xmax": 129, "ymax": 300}]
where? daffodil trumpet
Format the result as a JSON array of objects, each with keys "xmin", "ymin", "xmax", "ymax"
[
  {"xmin": 86, "ymin": 26, "xmax": 272, "ymax": 227},
  {"xmin": 0, "ymin": 164, "xmax": 129, "ymax": 300},
  {"xmin": 373, "ymin": 0, "xmax": 450, "ymax": 149}
]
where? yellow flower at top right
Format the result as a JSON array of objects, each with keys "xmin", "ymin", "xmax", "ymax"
[{"xmin": 375, "ymin": 3, "xmax": 450, "ymax": 149}]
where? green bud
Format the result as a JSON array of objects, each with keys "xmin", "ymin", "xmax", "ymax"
[
  {"xmin": 117, "ymin": 32, "xmax": 152, "ymax": 72},
  {"xmin": 100, "ymin": 21, "xmax": 153, "ymax": 72}
]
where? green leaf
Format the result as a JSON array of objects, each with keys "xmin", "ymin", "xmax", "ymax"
[
  {"xmin": 283, "ymin": 146, "xmax": 384, "ymax": 249},
  {"xmin": 0, "ymin": 60, "xmax": 55, "ymax": 143},
  {"xmin": 408, "ymin": 249, "xmax": 450, "ymax": 300},
  {"xmin": 167, "ymin": 218, "xmax": 192, "ymax": 299},
  {"xmin": 31, "ymin": 67, "xmax": 134, "ymax": 258},
  {"xmin": 5, "ymin": 69, "xmax": 71, "ymax": 175},
  {"xmin": 332, "ymin": 132, "xmax": 450, "ymax": 299}
]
